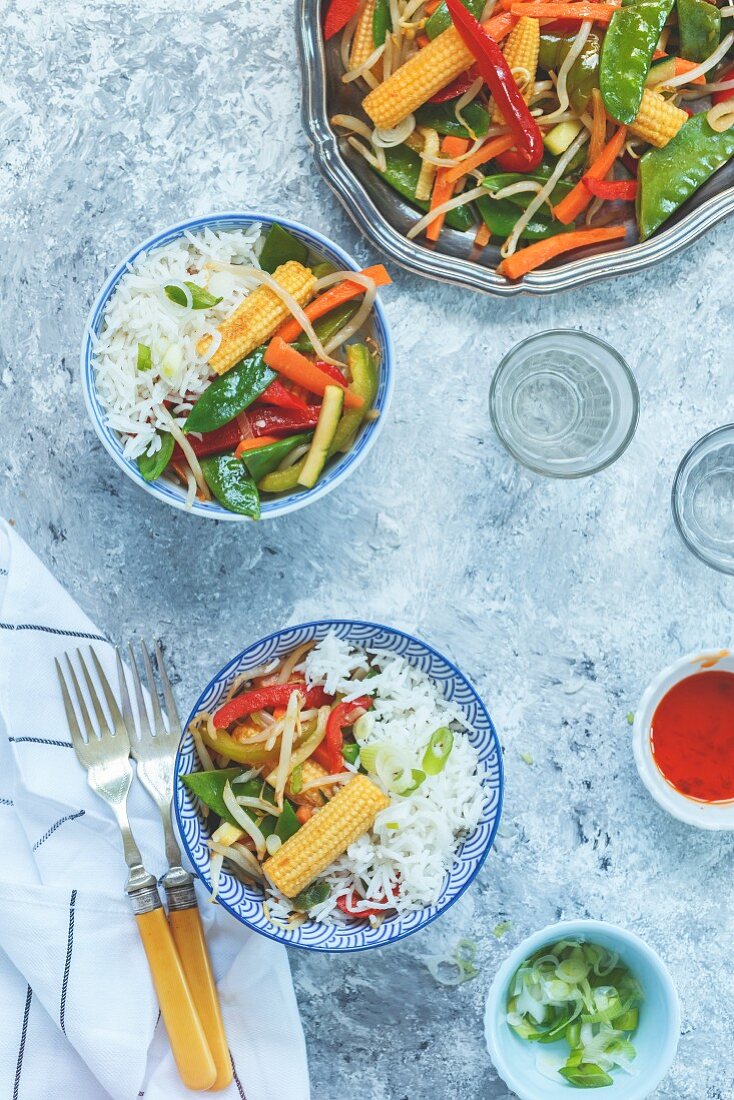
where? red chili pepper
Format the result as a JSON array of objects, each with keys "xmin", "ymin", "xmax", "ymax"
[
  {"xmin": 583, "ymin": 177, "xmax": 637, "ymax": 201},
  {"xmin": 324, "ymin": 0, "xmax": 361, "ymax": 39},
  {"xmin": 429, "ymin": 65, "xmax": 481, "ymax": 103},
  {"xmin": 213, "ymin": 683, "xmax": 332, "ymax": 729},
  {"xmin": 313, "ymin": 360, "xmax": 347, "ymax": 384},
  {"xmin": 255, "ymin": 379, "xmax": 311, "ymax": 413},
  {"xmin": 446, "ymin": 0, "xmax": 543, "ymax": 172},
  {"xmin": 313, "ymin": 696, "xmax": 372, "ymax": 773},
  {"xmin": 183, "ymin": 420, "xmax": 242, "ymax": 458},
  {"xmin": 713, "ymin": 64, "xmax": 734, "ymax": 105},
  {"xmin": 248, "ymin": 406, "xmax": 322, "ymax": 437}
]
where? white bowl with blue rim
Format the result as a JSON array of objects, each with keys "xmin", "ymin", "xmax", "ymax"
[
  {"xmin": 484, "ymin": 920, "xmax": 680, "ymax": 1100},
  {"xmin": 174, "ymin": 619, "xmax": 504, "ymax": 952},
  {"xmin": 80, "ymin": 212, "xmax": 394, "ymax": 521}
]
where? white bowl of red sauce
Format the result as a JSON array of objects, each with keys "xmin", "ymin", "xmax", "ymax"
[{"xmin": 633, "ymin": 649, "xmax": 734, "ymax": 829}]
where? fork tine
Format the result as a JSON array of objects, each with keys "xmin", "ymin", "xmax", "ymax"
[
  {"xmin": 141, "ymin": 641, "xmax": 167, "ymax": 736},
  {"xmin": 90, "ymin": 648, "xmax": 125, "ymax": 730},
  {"xmin": 77, "ymin": 649, "xmax": 112, "ymax": 737},
  {"xmin": 55, "ymin": 658, "xmax": 88, "ymax": 758},
  {"xmin": 116, "ymin": 647, "xmax": 136, "ymax": 741},
  {"xmin": 155, "ymin": 640, "xmax": 180, "ymax": 735},
  {"xmin": 65, "ymin": 654, "xmax": 96, "ymax": 741},
  {"xmin": 128, "ymin": 643, "xmax": 153, "ymax": 739}
]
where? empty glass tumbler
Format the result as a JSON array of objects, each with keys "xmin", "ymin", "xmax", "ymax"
[
  {"xmin": 672, "ymin": 425, "xmax": 734, "ymax": 574},
  {"xmin": 489, "ymin": 330, "xmax": 639, "ymax": 478}
]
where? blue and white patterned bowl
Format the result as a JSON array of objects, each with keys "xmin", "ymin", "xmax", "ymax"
[
  {"xmin": 80, "ymin": 212, "xmax": 394, "ymax": 521},
  {"xmin": 174, "ymin": 620, "xmax": 504, "ymax": 952}
]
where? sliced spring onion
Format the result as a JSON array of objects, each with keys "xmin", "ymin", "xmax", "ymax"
[
  {"xmin": 426, "ymin": 938, "xmax": 480, "ymax": 987},
  {"xmin": 506, "ymin": 939, "xmax": 642, "ymax": 1088},
  {"xmin": 290, "ymin": 763, "xmax": 304, "ymax": 794},
  {"xmin": 137, "ymin": 343, "xmax": 152, "ymax": 371},
  {"xmin": 422, "ymin": 727, "xmax": 454, "ymax": 775}
]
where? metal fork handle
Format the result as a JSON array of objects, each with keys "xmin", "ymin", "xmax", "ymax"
[{"xmin": 167, "ymin": 889, "xmax": 233, "ymax": 1091}]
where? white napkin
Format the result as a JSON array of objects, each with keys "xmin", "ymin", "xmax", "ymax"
[{"xmin": 0, "ymin": 520, "xmax": 310, "ymax": 1100}]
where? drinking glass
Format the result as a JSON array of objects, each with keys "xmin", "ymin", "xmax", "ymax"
[{"xmin": 672, "ymin": 425, "xmax": 734, "ymax": 574}]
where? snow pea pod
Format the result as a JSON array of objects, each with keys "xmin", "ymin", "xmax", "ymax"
[
  {"xmin": 600, "ymin": 0, "xmax": 675, "ymax": 124},
  {"xmin": 637, "ymin": 113, "xmax": 734, "ymax": 238},
  {"xmin": 481, "ymin": 173, "xmax": 574, "ymax": 207},
  {"xmin": 184, "ymin": 347, "xmax": 275, "ymax": 434},
  {"xmin": 374, "ymin": 145, "xmax": 475, "ymax": 231},
  {"xmin": 241, "ymin": 433, "xmax": 313, "ymax": 483},
  {"xmin": 476, "ymin": 195, "xmax": 572, "ymax": 241},
  {"xmin": 180, "ymin": 770, "xmax": 268, "ymax": 827},
  {"xmin": 415, "ymin": 99, "xmax": 490, "ymax": 139},
  {"xmin": 678, "ymin": 0, "xmax": 721, "ymax": 62},
  {"xmin": 137, "ymin": 432, "xmax": 174, "ymax": 482},
  {"xmin": 538, "ymin": 32, "xmax": 600, "ymax": 115},
  {"xmin": 258, "ymin": 223, "xmax": 309, "ymax": 274},
  {"xmin": 201, "ymin": 454, "xmax": 261, "ymax": 517},
  {"xmin": 372, "ymin": 0, "xmax": 390, "ymax": 45},
  {"xmin": 425, "ymin": 0, "xmax": 484, "ymax": 40}
]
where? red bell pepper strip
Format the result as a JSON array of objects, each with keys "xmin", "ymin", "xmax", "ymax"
[
  {"xmin": 183, "ymin": 420, "xmax": 241, "ymax": 457},
  {"xmin": 713, "ymin": 65, "xmax": 734, "ymax": 105},
  {"xmin": 583, "ymin": 178, "xmax": 637, "ymax": 201},
  {"xmin": 445, "ymin": 0, "xmax": 543, "ymax": 172},
  {"xmin": 312, "ymin": 696, "xmax": 372, "ymax": 773},
  {"xmin": 213, "ymin": 683, "xmax": 332, "ymax": 729},
  {"xmin": 313, "ymin": 360, "xmax": 347, "ymax": 384},
  {"xmin": 324, "ymin": 0, "xmax": 361, "ymax": 40},
  {"xmin": 255, "ymin": 379, "xmax": 311, "ymax": 413},
  {"xmin": 248, "ymin": 406, "xmax": 322, "ymax": 437},
  {"xmin": 336, "ymin": 889, "xmax": 397, "ymax": 920},
  {"xmin": 429, "ymin": 65, "xmax": 481, "ymax": 103}
]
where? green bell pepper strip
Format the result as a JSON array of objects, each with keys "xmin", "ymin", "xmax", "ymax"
[
  {"xmin": 425, "ymin": 0, "xmax": 484, "ymax": 40},
  {"xmin": 165, "ymin": 281, "xmax": 223, "ymax": 309},
  {"xmin": 293, "ymin": 301, "xmax": 360, "ymax": 353},
  {"xmin": 137, "ymin": 432, "xmax": 174, "ymax": 482},
  {"xmin": 538, "ymin": 32, "xmax": 600, "ymax": 115},
  {"xmin": 291, "ymin": 881, "xmax": 330, "ymax": 911},
  {"xmin": 184, "ymin": 347, "xmax": 275, "ymax": 434},
  {"xmin": 637, "ymin": 113, "xmax": 734, "ymax": 239},
  {"xmin": 373, "ymin": 0, "xmax": 390, "ymax": 45},
  {"xmin": 476, "ymin": 195, "xmax": 573, "ymax": 242},
  {"xmin": 201, "ymin": 454, "xmax": 261, "ymax": 518},
  {"xmin": 257, "ymin": 344, "xmax": 378, "ymax": 493},
  {"xmin": 678, "ymin": 0, "xmax": 721, "ymax": 62},
  {"xmin": 342, "ymin": 742, "xmax": 360, "ymax": 765},
  {"xmin": 275, "ymin": 801, "xmax": 301, "ymax": 842},
  {"xmin": 415, "ymin": 99, "xmax": 490, "ymax": 139},
  {"xmin": 180, "ymin": 770, "xmax": 271, "ymax": 827},
  {"xmin": 258, "ymin": 224, "xmax": 309, "ymax": 274},
  {"xmin": 600, "ymin": 0, "xmax": 675, "ymax": 124},
  {"xmin": 241, "ymin": 433, "xmax": 313, "ymax": 483},
  {"xmin": 373, "ymin": 145, "xmax": 475, "ymax": 231}
]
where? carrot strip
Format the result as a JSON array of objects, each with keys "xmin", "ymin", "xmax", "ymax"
[
  {"xmin": 264, "ymin": 338, "xmax": 364, "ymax": 409},
  {"xmin": 426, "ymin": 136, "xmax": 471, "ymax": 241},
  {"xmin": 275, "ymin": 265, "xmax": 391, "ymax": 343},
  {"xmin": 482, "ymin": 11, "xmax": 520, "ymax": 39},
  {"xmin": 674, "ymin": 57, "xmax": 706, "ymax": 85},
  {"xmin": 474, "ymin": 221, "xmax": 492, "ymax": 249},
  {"xmin": 497, "ymin": 225, "xmax": 627, "ymax": 279},
  {"xmin": 234, "ymin": 436, "xmax": 281, "ymax": 458},
  {"xmin": 589, "ymin": 88, "xmax": 607, "ymax": 166},
  {"xmin": 552, "ymin": 125, "xmax": 628, "ymax": 224},
  {"xmin": 509, "ymin": 1, "xmax": 621, "ymax": 20},
  {"xmin": 444, "ymin": 133, "xmax": 516, "ymax": 185}
]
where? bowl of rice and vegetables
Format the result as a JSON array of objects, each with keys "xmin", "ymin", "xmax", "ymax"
[
  {"xmin": 175, "ymin": 621, "xmax": 503, "ymax": 951},
  {"xmin": 81, "ymin": 213, "xmax": 393, "ymax": 520}
]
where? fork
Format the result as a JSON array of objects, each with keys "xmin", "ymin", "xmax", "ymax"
[
  {"xmin": 120, "ymin": 641, "xmax": 231, "ymax": 1091},
  {"xmin": 56, "ymin": 649, "xmax": 216, "ymax": 1093}
]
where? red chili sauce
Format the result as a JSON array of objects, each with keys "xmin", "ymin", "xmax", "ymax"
[{"xmin": 650, "ymin": 671, "xmax": 734, "ymax": 803}]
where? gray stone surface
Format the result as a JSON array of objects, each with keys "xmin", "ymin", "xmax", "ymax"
[{"xmin": 2, "ymin": 1, "xmax": 734, "ymax": 1097}]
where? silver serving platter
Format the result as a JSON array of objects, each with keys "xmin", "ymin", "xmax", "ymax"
[{"xmin": 298, "ymin": 0, "xmax": 734, "ymax": 295}]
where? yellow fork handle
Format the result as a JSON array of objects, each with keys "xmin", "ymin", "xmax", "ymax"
[
  {"xmin": 169, "ymin": 904, "xmax": 233, "ymax": 1091},
  {"xmin": 135, "ymin": 908, "xmax": 217, "ymax": 1091}
]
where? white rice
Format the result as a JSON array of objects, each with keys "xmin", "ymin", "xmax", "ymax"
[
  {"xmin": 265, "ymin": 634, "xmax": 488, "ymax": 924},
  {"xmin": 91, "ymin": 225, "xmax": 264, "ymax": 460}
]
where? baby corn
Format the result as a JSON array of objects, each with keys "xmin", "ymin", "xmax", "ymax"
[
  {"xmin": 629, "ymin": 89, "xmax": 687, "ymax": 149},
  {"xmin": 263, "ymin": 774, "xmax": 389, "ymax": 898},
  {"xmin": 350, "ymin": 0, "xmax": 378, "ymax": 70},
  {"xmin": 492, "ymin": 17, "xmax": 538, "ymax": 123},
  {"xmin": 198, "ymin": 261, "xmax": 317, "ymax": 375}
]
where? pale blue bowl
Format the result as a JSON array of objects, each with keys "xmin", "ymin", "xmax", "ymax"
[
  {"xmin": 175, "ymin": 619, "xmax": 504, "ymax": 952},
  {"xmin": 80, "ymin": 212, "xmax": 394, "ymax": 521},
  {"xmin": 485, "ymin": 920, "xmax": 680, "ymax": 1100}
]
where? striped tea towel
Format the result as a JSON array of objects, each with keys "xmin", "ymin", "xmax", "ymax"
[{"xmin": 0, "ymin": 520, "xmax": 310, "ymax": 1100}]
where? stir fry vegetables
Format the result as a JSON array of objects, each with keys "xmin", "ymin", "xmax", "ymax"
[
  {"xmin": 182, "ymin": 633, "xmax": 487, "ymax": 924},
  {"xmin": 91, "ymin": 223, "xmax": 389, "ymax": 514},
  {"xmin": 326, "ymin": 0, "xmax": 734, "ymax": 278},
  {"xmin": 507, "ymin": 939, "xmax": 642, "ymax": 1088}
]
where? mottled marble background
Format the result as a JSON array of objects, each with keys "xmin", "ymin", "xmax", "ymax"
[{"xmin": 1, "ymin": 0, "xmax": 733, "ymax": 1096}]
